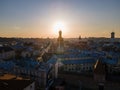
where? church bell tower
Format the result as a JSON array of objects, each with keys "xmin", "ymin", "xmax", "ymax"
[{"xmin": 57, "ymin": 30, "xmax": 64, "ymax": 54}]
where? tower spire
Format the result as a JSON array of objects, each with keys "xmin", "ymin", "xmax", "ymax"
[
  {"xmin": 59, "ymin": 30, "xmax": 62, "ymax": 38},
  {"xmin": 57, "ymin": 30, "xmax": 64, "ymax": 54}
]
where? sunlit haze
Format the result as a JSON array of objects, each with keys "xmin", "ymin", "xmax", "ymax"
[
  {"xmin": 0, "ymin": 0, "xmax": 120, "ymax": 38},
  {"xmin": 53, "ymin": 21, "xmax": 67, "ymax": 37}
]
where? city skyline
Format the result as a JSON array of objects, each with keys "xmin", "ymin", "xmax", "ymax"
[{"xmin": 0, "ymin": 0, "xmax": 120, "ymax": 38}]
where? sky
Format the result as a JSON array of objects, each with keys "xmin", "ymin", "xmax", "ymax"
[{"xmin": 0, "ymin": 0, "xmax": 120, "ymax": 38}]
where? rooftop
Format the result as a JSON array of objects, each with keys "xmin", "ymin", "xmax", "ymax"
[
  {"xmin": 94, "ymin": 60, "xmax": 106, "ymax": 74},
  {"xmin": 0, "ymin": 74, "xmax": 24, "ymax": 80},
  {"xmin": 0, "ymin": 46, "xmax": 14, "ymax": 53},
  {"xmin": 0, "ymin": 80, "xmax": 34, "ymax": 90}
]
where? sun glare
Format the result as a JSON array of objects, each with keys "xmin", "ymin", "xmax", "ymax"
[{"xmin": 53, "ymin": 21, "xmax": 67, "ymax": 36}]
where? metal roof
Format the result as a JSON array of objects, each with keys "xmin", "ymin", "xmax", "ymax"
[{"xmin": 62, "ymin": 59, "xmax": 95, "ymax": 64}]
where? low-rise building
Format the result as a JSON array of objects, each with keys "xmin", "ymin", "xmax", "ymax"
[{"xmin": 0, "ymin": 46, "xmax": 15, "ymax": 60}]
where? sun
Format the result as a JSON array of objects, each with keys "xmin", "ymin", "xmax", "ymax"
[{"xmin": 53, "ymin": 22, "xmax": 65, "ymax": 34}]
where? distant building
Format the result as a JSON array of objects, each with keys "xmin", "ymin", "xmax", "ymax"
[
  {"xmin": 21, "ymin": 51, "xmax": 31, "ymax": 58},
  {"xmin": 79, "ymin": 35, "xmax": 81, "ymax": 40},
  {"xmin": 110, "ymin": 32, "xmax": 115, "ymax": 44},
  {"xmin": 111, "ymin": 32, "xmax": 115, "ymax": 39}
]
